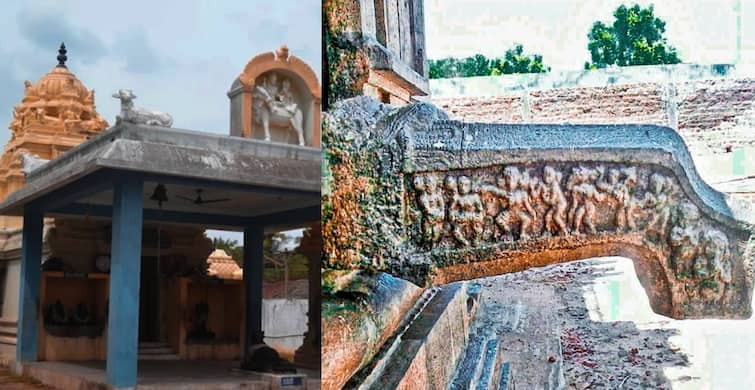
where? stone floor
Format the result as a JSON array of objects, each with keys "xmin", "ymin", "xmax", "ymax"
[
  {"xmin": 453, "ymin": 257, "xmax": 755, "ymax": 389},
  {"xmin": 18, "ymin": 360, "xmax": 321, "ymax": 389},
  {"xmin": 0, "ymin": 366, "xmax": 52, "ymax": 389}
]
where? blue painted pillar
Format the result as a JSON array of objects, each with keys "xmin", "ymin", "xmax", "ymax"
[
  {"xmin": 106, "ymin": 175, "xmax": 143, "ymax": 388},
  {"xmin": 16, "ymin": 208, "xmax": 43, "ymax": 363},
  {"xmin": 243, "ymin": 225, "xmax": 265, "ymax": 356}
]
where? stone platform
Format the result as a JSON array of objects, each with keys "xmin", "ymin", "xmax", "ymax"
[{"xmin": 12, "ymin": 360, "xmax": 321, "ymax": 389}]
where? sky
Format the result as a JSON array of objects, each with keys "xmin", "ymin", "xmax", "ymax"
[
  {"xmin": 0, "ymin": 0, "xmax": 321, "ymax": 147},
  {"xmin": 425, "ymin": 0, "xmax": 755, "ymax": 71},
  {"xmin": 0, "ymin": 0, "xmax": 321, "ymax": 243}
]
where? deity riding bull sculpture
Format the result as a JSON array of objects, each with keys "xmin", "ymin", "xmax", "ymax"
[
  {"xmin": 112, "ymin": 89, "xmax": 173, "ymax": 127},
  {"xmin": 253, "ymin": 76, "xmax": 305, "ymax": 146}
]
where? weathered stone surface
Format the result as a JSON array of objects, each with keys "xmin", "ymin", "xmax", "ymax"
[
  {"xmin": 321, "ymin": 270, "xmax": 422, "ymax": 390},
  {"xmin": 323, "ymin": 0, "xmax": 428, "ymax": 108},
  {"xmin": 322, "ymin": 96, "xmax": 755, "ymax": 320},
  {"xmin": 366, "ymin": 282, "xmax": 478, "ymax": 390}
]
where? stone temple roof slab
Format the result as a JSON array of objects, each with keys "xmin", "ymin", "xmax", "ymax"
[{"xmin": 0, "ymin": 123, "xmax": 320, "ymax": 230}]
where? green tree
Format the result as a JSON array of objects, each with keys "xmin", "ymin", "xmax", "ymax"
[
  {"xmin": 428, "ymin": 45, "xmax": 549, "ymax": 79},
  {"xmin": 585, "ymin": 4, "xmax": 681, "ymax": 69},
  {"xmin": 461, "ymin": 54, "xmax": 491, "ymax": 77},
  {"xmin": 491, "ymin": 44, "xmax": 549, "ymax": 75},
  {"xmin": 429, "ymin": 57, "xmax": 460, "ymax": 78}
]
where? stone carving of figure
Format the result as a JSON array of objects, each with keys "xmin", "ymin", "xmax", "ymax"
[
  {"xmin": 448, "ymin": 176, "xmax": 484, "ymax": 246},
  {"xmin": 599, "ymin": 167, "xmax": 639, "ymax": 231},
  {"xmin": 35, "ymin": 107, "xmax": 45, "ymax": 124},
  {"xmin": 704, "ymin": 230, "xmax": 732, "ymax": 283},
  {"xmin": 263, "ymin": 73, "xmax": 280, "ymax": 96},
  {"xmin": 20, "ymin": 110, "xmax": 30, "ymax": 126},
  {"xmin": 522, "ymin": 169, "xmax": 543, "ymax": 204},
  {"xmin": 522, "ymin": 169, "xmax": 543, "ymax": 231},
  {"xmin": 695, "ymin": 229, "xmax": 731, "ymax": 283},
  {"xmin": 112, "ymin": 89, "xmax": 173, "ymax": 127},
  {"xmin": 278, "ymin": 79, "xmax": 298, "ymax": 114},
  {"xmin": 698, "ymin": 229, "xmax": 732, "ymax": 302},
  {"xmin": 414, "ymin": 174, "xmax": 445, "ymax": 244},
  {"xmin": 10, "ymin": 108, "xmax": 22, "ymax": 132},
  {"xmin": 618, "ymin": 167, "xmax": 639, "ymax": 231},
  {"xmin": 486, "ymin": 167, "xmax": 537, "ymax": 240},
  {"xmin": 61, "ymin": 108, "xmax": 79, "ymax": 132},
  {"xmin": 253, "ymin": 73, "xmax": 305, "ymax": 145},
  {"xmin": 669, "ymin": 202, "xmax": 702, "ymax": 276},
  {"xmin": 476, "ymin": 175, "xmax": 507, "ymax": 237},
  {"xmin": 541, "ymin": 166, "xmax": 569, "ymax": 236},
  {"xmin": 643, "ymin": 173, "xmax": 673, "ymax": 241},
  {"xmin": 567, "ymin": 166, "xmax": 605, "ymax": 234}
]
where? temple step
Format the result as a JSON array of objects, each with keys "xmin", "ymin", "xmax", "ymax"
[
  {"xmin": 138, "ymin": 353, "xmax": 179, "ymax": 360},
  {"xmin": 138, "ymin": 342, "xmax": 178, "ymax": 360}
]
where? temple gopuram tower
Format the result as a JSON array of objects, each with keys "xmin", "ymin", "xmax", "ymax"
[{"xmin": 0, "ymin": 44, "xmax": 108, "ymax": 229}]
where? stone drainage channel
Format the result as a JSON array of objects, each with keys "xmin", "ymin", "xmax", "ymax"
[
  {"xmin": 346, "ymin": 256, "xmax": 755, "ymax": 389},
  {"xmin": 450, "ymin": 257, "xmax": 755, "ymax": 389}
]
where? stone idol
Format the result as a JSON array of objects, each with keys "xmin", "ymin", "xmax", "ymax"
[
  {"xmin": 112, "ymin": 89, "xmax": 173, "ymax": 127},
  {"xmin": 253, "ymin": 73, "xmax": 305, "ymax": 146}
]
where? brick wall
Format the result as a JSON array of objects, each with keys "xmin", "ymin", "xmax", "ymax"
[{"xmin": 433, "ymin": 78, "xmax": 755, "ymax": 155}]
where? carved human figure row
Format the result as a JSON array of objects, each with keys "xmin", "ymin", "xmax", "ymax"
[
  {"xmin": 412, "ymin": 164, "xmax": 678, "ymax": 247},
  {"xmin": 413, "ymin": 165, "xmax": 734, "ymax": 301}
]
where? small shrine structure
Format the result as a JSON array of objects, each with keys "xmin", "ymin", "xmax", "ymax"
[{"xmin": 0, "ymin": 44, "xmax": 321, "ymax": 389}]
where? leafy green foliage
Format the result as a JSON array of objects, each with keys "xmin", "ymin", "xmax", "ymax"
[
  {"xmin": 429, "ymin": 44, "xmax": 550, "ymax": 79},
  {"xmin": 585, "ymin": 4, "xmax": 681, "ymax": 69}
]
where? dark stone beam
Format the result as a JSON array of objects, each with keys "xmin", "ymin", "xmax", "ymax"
[
  {"xmin": 139, "ymin": 172, "xmax": 320, "ymax": 199},
  {"xmin": 49, "ymin": 203, "xmax": 320, "ymax": 230},
  {"xmin": 34, "ymin": 169, "xmax": 114, "ymax": 213},
  {"xmin": 248, "ymin": 205, "xmax": 321, "ymax": 227}
]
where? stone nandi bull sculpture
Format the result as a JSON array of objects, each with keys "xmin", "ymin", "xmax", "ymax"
[
  {"xmin": 112, "ymin": 89, "xmax": 173, "ymax": 127},
  {"xmin": 253, "ymin": 75, "xmax": 305, "ymax": 146}
]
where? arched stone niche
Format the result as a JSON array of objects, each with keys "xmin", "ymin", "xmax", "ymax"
[{"xmin": 228, "ymin": 46, "xmax": 321, "ymax": 147}]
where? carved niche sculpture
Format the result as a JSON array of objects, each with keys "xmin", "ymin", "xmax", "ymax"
[
  {"xmin": 253, "ymin": 73, "xmax": 305, "ymax": 146},
  {"xmin": 112, "ymin": 89, "xmax": 173, "ymax": 127}
]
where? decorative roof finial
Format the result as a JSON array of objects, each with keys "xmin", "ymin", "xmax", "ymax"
[
  {"xmin": 56, "ymin": 42, "xmax": 67, "ymax": 68},
  {"xmin": 275, "ymin": 45, "xmax": 290, "ymax": 61}
]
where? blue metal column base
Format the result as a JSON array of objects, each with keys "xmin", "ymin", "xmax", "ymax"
[
  {"xmin": 106, "ymin": 176, "xmax": 143, "ymax": 388},
  {"xmin": 16, "ymin": 208, "xmax": 43, "ymax": 362}
]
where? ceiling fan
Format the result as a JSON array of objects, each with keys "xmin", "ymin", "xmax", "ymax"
[{"xmin": 176, "ymin": 188, "xmax": 231, "ymax": 205}]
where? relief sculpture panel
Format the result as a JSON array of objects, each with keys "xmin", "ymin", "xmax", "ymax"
[{"xmin": 409, "ymin": 162, "xmax": 742, "ymax": 313}]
